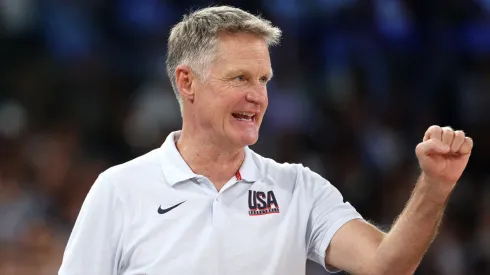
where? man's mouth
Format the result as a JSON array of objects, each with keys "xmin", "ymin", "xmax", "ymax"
[{"xmin": 232, "ymin": 112, "xmax": 255, "ymax": 122}]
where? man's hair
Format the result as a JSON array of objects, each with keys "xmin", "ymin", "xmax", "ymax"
[{"xmin": 166, "ymin": 6, "xmax": 282, "ymax": 110}]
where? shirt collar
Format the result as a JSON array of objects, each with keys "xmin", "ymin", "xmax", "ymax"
[
  {"xmin": 239, "ymin": 146, "xmax": 262, "ymax": 183},
  {"xmin": 159, "ymin": 131, "xmax": 197, "ymax": 186},
  {"xmin": 159, "ymin": 131, "xmax": 263, "ymax": 186}
]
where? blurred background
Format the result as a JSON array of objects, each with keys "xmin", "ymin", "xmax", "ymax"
[{"xmin": 0, "ymin": 0, "xmax": 489, "ymax": 274}]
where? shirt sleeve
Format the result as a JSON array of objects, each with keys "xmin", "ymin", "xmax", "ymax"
[
  {"xmin": 59, "ymin": 174, "xmax": 124, "ymax": 275},
  {"xmin": 305, "ymin": 168, "xmax": 363, "ymax": 273}
]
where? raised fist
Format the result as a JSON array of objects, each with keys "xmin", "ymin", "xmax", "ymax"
[{"xmin": 415, "ymin": 125, "xmax": 473, "ymax": 187}]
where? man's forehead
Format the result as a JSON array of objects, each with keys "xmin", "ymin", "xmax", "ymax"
[
  {"xmin": 216, "ymin": 59, "xmax": 273, "ymax": 77},
  {"xmin": 208, "ymin": 33, "xmax": 272, "ymax": 75},
  {"xmin": 215, "ymin": 48, "xmax": 271, "ymax": 69}
]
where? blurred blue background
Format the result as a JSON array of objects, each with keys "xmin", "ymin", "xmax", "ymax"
[{"xmin": 1, "ymin": 0, "xmax": 489, "ymax": 274}]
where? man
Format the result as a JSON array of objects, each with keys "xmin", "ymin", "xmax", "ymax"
[{"xmin": 59, "ymin": 6, "xmax": 474, "ymax": 275}]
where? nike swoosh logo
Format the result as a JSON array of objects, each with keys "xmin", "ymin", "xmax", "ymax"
[{"xmin": 158, "ymin": 201, "xmax": 186, "ymax": 214}]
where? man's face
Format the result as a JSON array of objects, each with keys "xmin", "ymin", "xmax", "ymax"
[{"xmin": 191, "ymin": 32, "xmax": 272, "ymax": 148}]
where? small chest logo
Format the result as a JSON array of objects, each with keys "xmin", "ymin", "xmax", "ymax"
[{"xmin": 248, "ymin": 190, "xmax": 280, "ymax": 216}]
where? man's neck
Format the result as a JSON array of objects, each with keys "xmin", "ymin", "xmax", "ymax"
[{"xmin": 176, "ymin": 129, "xmax": 245, "ymax": 191}]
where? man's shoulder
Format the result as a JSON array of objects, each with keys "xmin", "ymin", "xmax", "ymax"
[
  {"xmin": 250, "ymin": 149, "xmax": 327, "ymax": 187},
  {"xmin": 250, "ymin": 149, "xmax": 301, "ymax": 173},
  {"xmin": 99, "ymin": 148, "xmax": 162, "ymax": 186}
]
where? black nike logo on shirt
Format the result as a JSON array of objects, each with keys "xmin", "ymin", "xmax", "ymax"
[{"xmin": 158, "ymin": 201, "xmax": 186, "ymax": 214}]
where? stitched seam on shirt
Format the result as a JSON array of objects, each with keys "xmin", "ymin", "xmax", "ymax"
[
  {"xmin": 304, "ymin": 170, "xmax": 335, "ymax": 254},
  {"xmin": 310, "ymin": 181, "xmax": 335, "ymax": 224}
]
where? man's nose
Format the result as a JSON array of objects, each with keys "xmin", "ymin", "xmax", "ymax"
[{"xmin": 245, "ymin": 87, "xmax": 267, "ymax": 105}]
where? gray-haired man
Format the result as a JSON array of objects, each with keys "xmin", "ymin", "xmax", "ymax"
[{"xmin": 59, "ymin": 6, "xmax": 474, "ymax": 275}]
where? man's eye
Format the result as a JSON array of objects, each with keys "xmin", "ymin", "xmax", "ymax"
[
  {"xmin": 235, "ymin": 75, "xmax": 246, "ymax": 81},
  {"xmin": 260, "ymin": 76, "xmax": 269, "ymax": 84}
]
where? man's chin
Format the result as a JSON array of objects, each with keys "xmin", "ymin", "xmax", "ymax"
[
  {"xmin": 225, "ymin": 129, "xmax": 259, "ymax": 148},
  {"xmin": 239, "ymin": 134, "xmax": 259, "ymax": 147}
]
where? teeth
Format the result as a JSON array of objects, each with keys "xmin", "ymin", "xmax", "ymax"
[
  {"xmin": 232, "ymin": 112, "xmax": 255, "ymax": 122},
  {"xmin": 236, "ymin": 112, "xmax": 254, "ymax": 117}
]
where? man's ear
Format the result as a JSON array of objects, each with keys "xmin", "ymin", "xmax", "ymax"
[{"xmin": 175, "ymin": 64, "xmax": 196, "ymax": 103}]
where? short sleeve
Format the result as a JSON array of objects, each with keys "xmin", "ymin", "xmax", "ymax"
[
  {"xmin": 59, "ymin": 175, "xmax": 124, "ymax": 275},
  {"xmin": 305, "ymin": 168, "xmax": 363, "ymax": 273}
]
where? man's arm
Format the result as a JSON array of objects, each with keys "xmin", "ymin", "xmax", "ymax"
[
  {"xmin": 59, "ymin": 174, "xmax": 124, "ymax": 275},
  {"xmin": 325, "ymin": 126, "xmax": 473, "ymax": 275},
  {"xmin": 326, "ymin": 175, "xmax": 448, "ymax": 275}
]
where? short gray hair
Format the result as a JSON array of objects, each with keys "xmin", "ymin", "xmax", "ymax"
[{"xmin": 166, "ymin": 6, "xmax": 282, "ymax": 109}]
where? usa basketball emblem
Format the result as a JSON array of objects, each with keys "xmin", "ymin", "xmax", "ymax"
[{"xmin": 248, "ymin": 190, "xmax": 280, "ymax": 216}]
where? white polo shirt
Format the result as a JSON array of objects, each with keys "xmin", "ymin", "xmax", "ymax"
[{"xmin": 59, "ymin": 131, "xmax": 362, "ymax": 275}]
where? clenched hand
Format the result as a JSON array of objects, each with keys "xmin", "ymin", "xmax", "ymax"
[{"xmin": 416, "ymin": 125, "xmax": 473, "ymax": 189}]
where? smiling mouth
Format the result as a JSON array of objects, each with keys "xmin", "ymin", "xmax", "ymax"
[{"xmin": 232, "ymin": 112, "xmax": 255, "ymax": 122}]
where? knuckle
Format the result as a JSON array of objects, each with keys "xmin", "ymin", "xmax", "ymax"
[
  {"xmin": 454, "ymin": 130, "xmax": 465, "ymax": 137},
  {"xmin": 427, "ymin": 125, "xmax": 441, "ymax": 132},
  {"xmin": 442, "ymin": 126, "xmax": 453, "ymax": 133}
]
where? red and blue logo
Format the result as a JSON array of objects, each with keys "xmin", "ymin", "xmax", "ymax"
[{"xmin": 248, "ymin": 190, "xmax": 280, "ymax": 216}]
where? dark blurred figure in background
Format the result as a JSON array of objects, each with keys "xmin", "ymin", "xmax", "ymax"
[{"xmin": 0, "ymin": 0, "xmax": 489, "ymax": 274}]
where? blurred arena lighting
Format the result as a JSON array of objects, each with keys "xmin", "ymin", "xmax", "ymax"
[
  {"xmin": 0, "ymin": 100, "xmax": 27, "ymax": 139},
  {"xmin": 0, "ymin": 0, "xmax": 36, "ymax": 35},
  {"xmin": 123, "ymin": 80, "xmax": 181, "ymax": 149}
]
